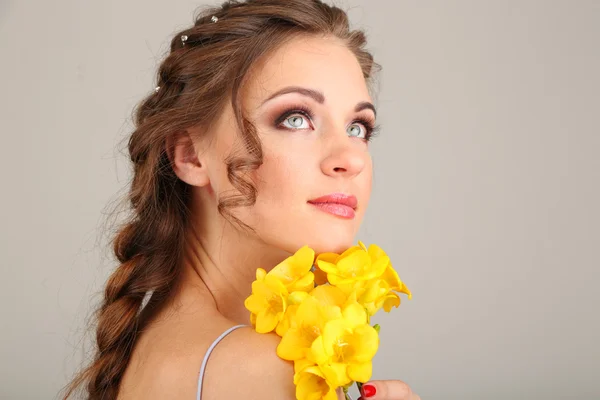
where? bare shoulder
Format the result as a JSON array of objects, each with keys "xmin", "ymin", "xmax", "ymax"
[
  {"xmin": 119, "ymin": 318, "xmax": 296, "ymax": 400},
  {"xmin": 201, "ymin": 326, "xmax": 297, "ymax": 400}
]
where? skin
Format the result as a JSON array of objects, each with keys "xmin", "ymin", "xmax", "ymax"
[{"xmin": 118, "ymin": 34, "xmax": 420, "ymax": 400}]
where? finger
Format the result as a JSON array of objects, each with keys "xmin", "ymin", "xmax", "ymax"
[
  {"xmin": 358, "ymin": 396, "xmax": 420, "ymax": 400},
  {"xmin": 360, "ymin": 380, "xmax": 414, "ymax": 400}
]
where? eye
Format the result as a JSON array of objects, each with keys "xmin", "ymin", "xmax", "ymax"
[
  {"xmin": 282, "ymin": 114, "xmax": 311, "ymax": 129},
  {"xmin": 347, "ymin": 123, "xmax": 367, "ymax": 139}
]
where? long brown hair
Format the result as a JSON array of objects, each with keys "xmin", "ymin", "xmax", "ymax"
[{"xmin": 62, "ymin": 0, "xmax": 379, "ymax": 398}]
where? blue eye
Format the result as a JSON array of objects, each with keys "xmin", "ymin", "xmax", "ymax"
[
  {"xmin": 347, "ymin": 123, "xmax": 366, "ymax": 139},
  {"xmin": 275, "ymin": 106, "xmax": 379, "ymax": 142},
  {"xmin": 283, "ymin": 114, "xmax": 310, "ymax": 129},
  {"xmin": 275, "ymin": 105, "xmax": 314, "ymax": 131}
]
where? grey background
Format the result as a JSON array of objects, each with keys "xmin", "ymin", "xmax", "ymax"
[{"xmin": 1, "ymin": 0, "xmax": 599, "ymax": 399}]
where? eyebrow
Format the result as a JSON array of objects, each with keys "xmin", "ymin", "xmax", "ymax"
[{"xmin": 261, "ymin": 85, "xmax": 377, "ymax": 117}]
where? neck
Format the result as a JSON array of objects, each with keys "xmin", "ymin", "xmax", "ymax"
[{"xmin": 178, "ymin": 221, "xmax": 290, "ymax": 325}]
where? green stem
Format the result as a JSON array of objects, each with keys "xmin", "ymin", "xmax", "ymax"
[{"xmin": 342, "ymin": 386, "xmax": 352, "ymax": 400}]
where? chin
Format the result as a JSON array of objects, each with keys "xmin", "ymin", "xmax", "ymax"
[
  {"xmin": 299, "ymin": 230, "xmax": 357, "ymax": 255},
  {"xmin": 262, "ymin": 214, "xmax": 362, "ymax": 256}
]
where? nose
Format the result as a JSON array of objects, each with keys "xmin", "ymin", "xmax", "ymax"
[{"xmin": 320, "ymin": 136, "xmax": 367, "ymax": 179}]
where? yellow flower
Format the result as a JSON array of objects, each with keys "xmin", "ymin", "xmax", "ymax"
[
  {"xmin": 312, "ymin": 264, "xmax": 329, "ymax": 286},
  {"xmin": 316, "ymin": 241, "xmax": 388, "ymax": 286},
  {"xmin": 337, "ymin": 243, "xmax": 412, "ymax": 316},
  {"xmin": 245, "ymin": 246, "xmax": 316, "ymax": 335},
  {"xmin": 352, "ymin": 277, "xmax": 409, "ymax": 316},
  {"xmin": 247, "ymin": 242, "xmax": 411, "ymax": 399},
  {"xmin": 294, "ymin": 365, "xmax": 338, "ymax": 400},
  {"xmin": 269, "ymin": 245, "xmax": 316, "ymax": 292},
  {"xmin": 381, "ymin": 262, "xmax": 412, "ymax": 299},
  {"xmin": 244, "ymin": 269, "xmax": 288, "ymax": 333},
  {"xmin": 310, "ymin": 284, "xmax": 348, "ymax": 308},
  {"xmin": 277, "ymin": 289, "xmax": 343, "ymax": 361},
  {"xmin": 308, "ymin": 302, "xmax": 379, "ymax": 386},
  {"xmin": 275, "ymin": 291, "xmax": 309, "ymax": 337}
]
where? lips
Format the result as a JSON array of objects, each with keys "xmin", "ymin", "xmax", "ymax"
[{"xmin": 307, "ymin": 193, "xmax": 357, "ymax": 219}]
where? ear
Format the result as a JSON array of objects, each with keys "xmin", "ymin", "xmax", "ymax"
[{"xmin": 165, "ymin": 130, "xmax": 210, "ymax": 187}]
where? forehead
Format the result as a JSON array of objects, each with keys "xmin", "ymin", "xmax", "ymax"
[{"xmin": 242, "ymin": 35, "xmax": 372, "ymax": 108}]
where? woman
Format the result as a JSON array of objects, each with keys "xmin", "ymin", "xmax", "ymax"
[{"xmin": 63, "ymin": 1, "xmax": 420, "ymax": 399}]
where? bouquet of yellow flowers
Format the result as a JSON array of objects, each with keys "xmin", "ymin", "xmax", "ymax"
[{"xmin": 244, "ymin": 242, "xmax": 412, "ymax": 400}]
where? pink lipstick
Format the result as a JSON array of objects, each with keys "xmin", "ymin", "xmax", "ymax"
[{"xmin": 307, "ymin": 193, "xmax": 357, "ymax": 219}]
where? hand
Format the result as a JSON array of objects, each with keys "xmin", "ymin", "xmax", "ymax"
[{"xmin": 357, "ymin": 380, "xmax": 421, "ymax": 400}]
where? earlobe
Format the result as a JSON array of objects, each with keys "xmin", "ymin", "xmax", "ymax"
[{"xmin": 165, "ymin": 131, "xmax": 210, "ymax": 187}]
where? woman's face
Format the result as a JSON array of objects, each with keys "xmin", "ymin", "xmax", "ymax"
[{"xmin": 200, "ymin": 35, "xmax": 375, "ymax": 255}]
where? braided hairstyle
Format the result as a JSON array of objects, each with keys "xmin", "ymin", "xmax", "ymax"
[{"xmin": 62, "ymin": 1, "xmax": 379, "ymax": 398}]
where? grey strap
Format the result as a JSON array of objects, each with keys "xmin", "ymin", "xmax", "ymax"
[{"xmin": 196, "ymin": 324, "xmax": 247, "ymax": 400}]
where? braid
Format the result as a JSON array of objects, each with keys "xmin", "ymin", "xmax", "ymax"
[
  {"xmin": 65, "ymin": 164, "xmax": 186, "ymax": 399},
  {"xmin": 62, "ymin": 1, "xmax": 378, "ymax": 398}
]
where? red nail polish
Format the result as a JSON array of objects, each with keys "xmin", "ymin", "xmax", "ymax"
[{"xmin": 362, "ymin": 384, "xmax": 376, "ymax": 398}]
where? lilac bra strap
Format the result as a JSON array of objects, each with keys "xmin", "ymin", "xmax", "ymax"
[
  {"xmin": 196, "ymin": 324, "xmax": 247, "ymax": 400},
  {"xmin": 196, "ymin": 324, "xmax": 356, "ymax": 400}
]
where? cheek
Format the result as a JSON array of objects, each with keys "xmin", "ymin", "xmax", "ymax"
[
  {"xmin": 253, "ymin": 150, "xmax": 306, "ymax": 208},
  {"xmin": 358, "ymin": 155, "xmax": 373, "ymax": 213},
  {"xmin": 365, "ymin": 159, "xmax": 373, "ymax": 193}
]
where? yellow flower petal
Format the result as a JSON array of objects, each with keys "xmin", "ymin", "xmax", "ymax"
[
  {"xmin": 294, "ymin": 296, "xmax": 321, "ymax": 327},
  {"xmin": 276, "ymin": 303, "xmax": 299, "ymax": 337},
  {"xmin": 337, "ymin": 250, "xmax": 371, "ymax": 278},
  {"xmin": 293, "ymin": 245, "xmax": 316, "ymax": 267},
  {"xmin": 313, "ymin": 265, "xmax": 328, "ymax": 285},
  {"xmin": 400, "ymin": 281, "xmax": 412, "ymax": 299},
  {"xmin": 338, "ymin": 245, "xmax": 362, "ymax": 260},
  {"xmin": 278, "ymin": 327, "xmax": 312, "ymax": 360},
  {"xmin": 382, "ymin": 293, "xmax": 401, "ymax": 312},
  {"xmin": 295, "ymin": 372, "xmax": 323, "ymax": 400},
  {"xmin": 325, "ymin": 273, "xmax": 346, "ymax": 286},
  {"xmin": 321, "ymin": 319, "xmax": 350, "ymax": 355},
  {"xmin": 256, "ymin": 267, "xmax": 267, "ymax": 280},
  {"xmin": 294, "ymin": 359, "xmax": 316, "ymax": 376},
  {"xmin": 251, "ymin": 279, "xmax": 270, "ymax": 298},
  {"xmin": 309, "ymin": 335, "xmax": 330, "ymax": 365},
  {"xmin": 316, "ymin": 252, "xmax": 339, "ymax": 264},
  {"xmin": 271, "ymin": 246, "xmax": 314, "ymax": 277},
  {"xmin": 289, "ymin": 291, "xmax": 310, "ymax": 305},
  {"xmin": 292, "ymin": 271, "xmax": 315, "ymax": 292},
  {"xmin": 244, "ymin": 293, "xmax": 266, "ymax": 314},
  {"xmin": 342, "ymin": 302, "xmax": 368, "ymax": 328},
  {"xmin": 350, "ymin": 324, "xmax": 379, "ymax": 362},
  {"xmin": 295, "ymin": 369, "xmax": 337, "ymax": 400},
  {"xmin": 321, "ymin": 363, "xmax": 352, "ymax": 387},
  {"xmin": 255, "ymin": 309, "xmax": 279, "ymax": 333},
  {"xmin": 347, "ymin": 361, "xmax": 373, "ymax": 383},
  {"xmin": 360, "ymin": 280, "xmax": 384, "ymax": 303},
  {"xmin": 364, "ymin": 302, "xmax": 378, "ymax": 316},
  {"xmin": 310, "ymin": 285, "xmax": 347, "ymax": 308},
  {"xmin": 323, "ymin": 387, "xmax": 338, "ymax": 400},
  {"xmin": 269, "ymin": 246, "xmax": 315, "ymax": 292},
  {"xmin": 315, "ymin": 260, "xmax": 338, "ymax": 275},
  {"xmin": 367, "ymin": 243, "xmax": 386, "ymax": 260},
  {"xmin": 381, "ymin": 266, "xmax": 401, "ymax": 288},
  {"xmin": 369, "ymin": 255, "xmax": 390, "ymax": 279}
]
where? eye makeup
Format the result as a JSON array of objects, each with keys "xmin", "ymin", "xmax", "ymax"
[{"xmin": 272, "ymin": 103, "xmax": 380, "ymax": 142}]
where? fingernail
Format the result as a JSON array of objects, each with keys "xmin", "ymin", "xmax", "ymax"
[{"xmin": 362, "ymin": 384, "xmax": 376, "ymax": 398}]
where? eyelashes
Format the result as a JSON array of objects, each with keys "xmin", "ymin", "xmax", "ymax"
[{"xmin": 273, "ymin": 104, "xmax": 380, "ymax": 142}]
